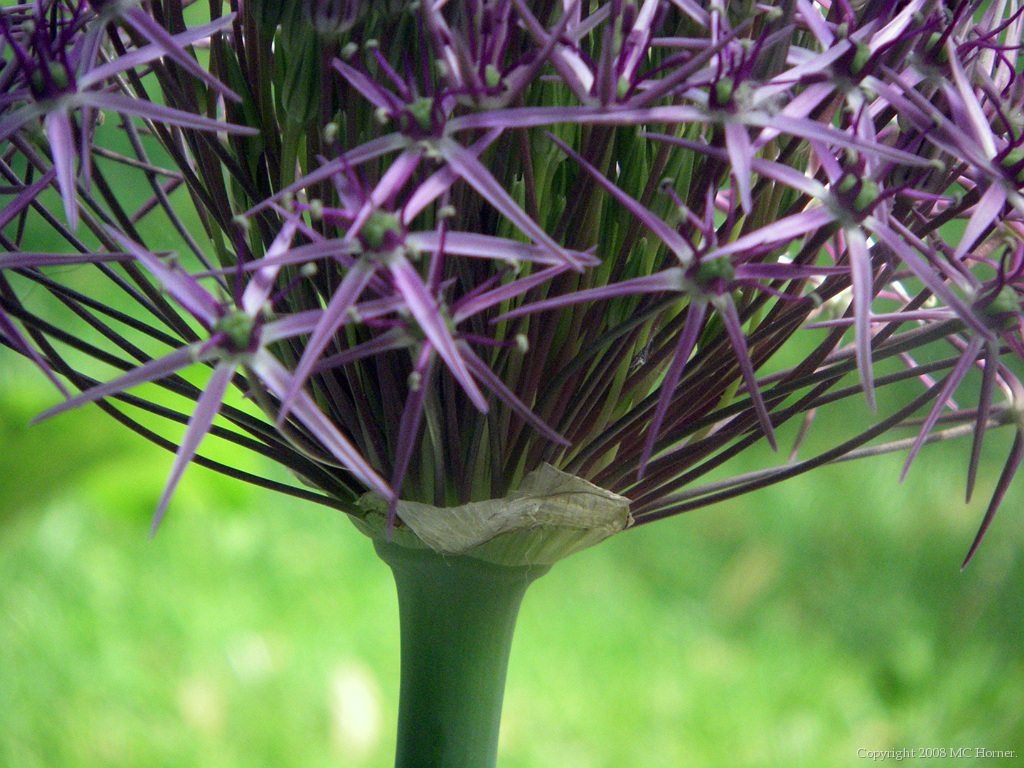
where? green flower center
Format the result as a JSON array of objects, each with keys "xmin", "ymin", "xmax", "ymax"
[{"xmin": 214, "ymin": 309, "xmax": 256, "ymax": 352}]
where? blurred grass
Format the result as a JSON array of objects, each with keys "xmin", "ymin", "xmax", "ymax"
[{"xmin": 2, "ymin": 349, "xmax": 1023, "ymax": 768}]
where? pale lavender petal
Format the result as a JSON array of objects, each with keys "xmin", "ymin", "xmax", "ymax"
[
  {"xmin": 106, "ymin": 228, "xmax": 221, "ymax": 329},
  {"xmin": 0, "ymin": 311, "xmax": 68, "ymax": 395},
  {"xmin": 496, "ymin": 269, "xmax": 685, "ymax": 322},
  {"xmin": 707, "ymin": 207, "xmax": 835, "ymax": 261},
  {"xmin": 251, "ymin": 353, "xmax": 394, "ymax": 500},
  {"xmin": 44, "ymin": 111, "xmax": 78, "ymax": 231},
  {"xmin": 388, "ymin": 255, "xmax": 488, "ymax": 411},
  {"xmin": 900, "ymin": 336, "xmax": 985, "ymax": 482},
  {"xmin": 0, "ymin": 251, "xmax": 131, "ymax": 268},
  {"xmin": 280, "ymin": 258, "xmax": 376, "ymax": 420},
  {"xmin": 33, "ymin": 344, "xmax": 202, "ymax": 423},
  {"xmin": 870, "ymin": 219, "xmax": 992, "ymax": 340},
  {"xmin": 454, "ymin": 265, "xmax": 570, "ymax": 322},
  {"xmin": 725, "ymin": 121, "xmax": 754, "ymax": 215},
  {"xmin": 954, "ymin": 183, "xmax": 1007, "ymax": 261},
  {"xmin": 150, "ymin": 361, "xmax": 235, "ymax": 534},
  {"xmin": 390, "ymin": 349, "xmax": 435, "ymax": 507},
  {"xmin": 314, "ymin": 328, "xmax": 410, "ymax": 373},
  {"xmin": 847, "ymin": 227, "xmax": 878, "ymax": 411},
  {"xmin": 333, "ymin": 58, "xmax": 402, "ymax": 112},
  {"xmin": 262, "ymin": 310, "xmax": 323, "ymax": 345},
  {"xmin": 82, "ymin": 91, "xmax": 259, "ymax": 135},
  {"xmin": 0, "ymin": 168, "xmax": 56, "ymax": 231},
  {"xmin": 438, "ymin": 137, "xmax": 588, "ymax": 271},
  {"xmin": 246, "ymin": 134, "xmax": 407, "ymax": 216},
  {"xmin": 120, "ymin": 9, "xmax": 241, "ymax": 102},
  {"xmin": 241, "ymin": 219, "xmax": 297, "ymax": 315},
  {"xmin": 407, "ymin": 231, "xmax": 597, "ymax": 267},
  {"xmin": 79, "ymin": 14, "xmax": 238, "ymax": 91},
  {"xmin": 402, "ymin": 130, "xmax": 500, "ymax": 223}
]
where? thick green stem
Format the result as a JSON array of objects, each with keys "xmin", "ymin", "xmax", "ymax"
[{"xmin": 374, "ymin": 540, "xmax": 550, "ymax": 768}]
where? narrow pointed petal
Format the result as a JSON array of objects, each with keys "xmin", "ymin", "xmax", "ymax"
[
  {"xmin": 954, "ymin": 184, "xmax": 1007, "ymax": 261},
  {"xmin": 33, "ymin": 344, "xmax": 202, "ymax": 423},
  {"xmin": 454, "ymin": 265, "xmax": 570, "ymax": 322},
  {"xmin": 716, "ymin": 296, "xmax": 777, "ymax": 451},
  {"xmin": 962, "ymin": 430, "xmax": 1024, "ymax": 570},
  {"xmin": 900, "ymin": 337, "xmax": 985, "ymax": 482},
  {"xmin": 725, "ymin": 122, "xmax": 754, "ymax": 215},
  {"xmin": 966, "ymin": 342, "xmax": 999, "ymax": 503},
  {"xmin": 639, "ymin": 300, "xmax": 708, "ymax": 477},
  {"xmin": 545, "ymin": 133, "xmax": 695, "ymax": 265},
  {"xmin": 496, "ymin": 269, "xmax": 685, "ymax": 322},
  {"xmin": 84, "ymin": 92, "xmax": 259, "ymax": 135},
  {"xmin": 388, "ymin": 256, "xmax": 488, "ymax": 411},
  {"xmin": 280, "ymin": 258, "xmax": 376, "ymax": 421},
  {"xmin": 847, "ymin": 228, "xmax": 877, "ymax": 411},
  {"xmin": 0, "ymin": 311, "xmax": 68, "ymax": 395},
  {"xmin": 121, "ymin": 9, "xmax": 242, "ymax": 102},
  {"xmin": 0, "ymin": 168, "xmax": 56, "ymax": 231},
  {"xmin": 105, "ymin": 228, "xmax": 221, "ymax": 329},
  {"xmin": 44, "ymin": 112, "xmax": 78, "ymax": 231},
  {"xmin": 390, "ymin": 351, "xmax": 435, "ymax": 505},
  {"xmin": 241, "ymin": 219, "xmax": 298, "ymax": 315},
  {"xmin": 150, "ymin": 362, "xmax": 234, "ymax": 535},
  {"xmin": 438, "ymin": 137, "xmax": 588, "ymax": 271},
  {"xmin": 459, "ymin": 342, "xmax": 570, "ymax": 446},
  {"xmin": 251, "ymin": 353, "xmax": 394, "ymax": 501}
]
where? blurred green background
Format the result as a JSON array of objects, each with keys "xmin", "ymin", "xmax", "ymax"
[{"xmin": 2, "ymin": 347, "xmax": 1023, "ymax": 767}]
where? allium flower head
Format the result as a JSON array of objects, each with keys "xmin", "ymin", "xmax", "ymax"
[{"xmin": 2, "ymin": 0, "xmax": 1024, "ymax": 571}]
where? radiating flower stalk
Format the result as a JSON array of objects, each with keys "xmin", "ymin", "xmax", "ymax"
[{"xmin": 3, "ymin": 0, "xmax": 1024, "ymax": 764}]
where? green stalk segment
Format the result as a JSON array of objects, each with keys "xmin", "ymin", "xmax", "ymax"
[{"xmin": 374, "ymin": 541, "xmax": 550, "ymax": 768}]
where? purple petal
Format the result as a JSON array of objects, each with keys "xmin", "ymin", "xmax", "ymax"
[
  {"xmin": 496, "ymin": 269, "xmax": 685, "ymax": 322},
  {"xmin": 33, "ymin": 344, "xmax": 201, "ymax": 423},
  {"xmin": 280, "ymin": 258, "xmax": 376, "ymax": 421},
  {"xmin": 900, "ymin": 336, "xmax": 985, "ymax": 482},
  {"xmin": 545, "ymin": 133, "xmax": 695, "ymax": 265},
  {"xmin": 79, "ymin": 14, "xmax": 239, "ymax": 93},
  {"xmin": 962, "ymin": 429, "xmax": 1024, "ymax": 569},
  {"xmin": 716, "ymin": 295, "xmax": 777, "ymax": 451},
  {"xmin": 846, "ymin": 227, "xmax": 877, "ymax": 411},
  {"xmin": 83, "ymin": 92, "xmax": 259, "ymax": 135},
  {"xmin": 0, "ymin": 310, "xmax": 68, "ymax": 395},
  {"xmin": 150, "ymin": 361, "xmax": 235, "ymax": 535},
  {"xmin": 725, "ymin": 121, "xmax": 754, "ymax": 215},
  {"xmin": 458, "ymin": 342, "xmax": 570, "ymax": 446},
  {"xmin": 120, "ymin": 9, "xmax": 242, "ymax": 102},
  {"xmin": 388, "ymin": 255, "xmax": 488, "ymax": 411},
  {"xmin": 241, "ymin": 219, "xmax": 297, "ymax": 315},
  {"xmin": 639, "ymin": 299, "xmax": 708, "ymax": 477},
  {"xmin": 438, "ymin": 137, "xmax": 589, "ymax": 271},
  {"xmin": 954, "ymin": 184, "xmax": 1007, "ymax": 261},
  {"xmin": 44, "ymin": 111, "xmax": 78, "ymax": 231},
  {"xmin": 250, "ymin": 353, "xmax": 394, "ymax": 501},
  {"xmin": 454, "ymin": 265, "xmax": 570, "ymax": 322},
  {"xmin": 106, "ymin": 228, "xmax": 221, "ymax": 329},
  {"xmin": 0, "ymin": 168, "xmax": 56, "ymax": 231},
  {"xmin": 407, "ymin": 231, "xmax": 596, "ymax": 267}
]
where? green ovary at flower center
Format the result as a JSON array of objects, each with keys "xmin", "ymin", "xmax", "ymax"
[
  {"xmin": 214, "ymin": 309, "xmax": 256, "ymax": 352},
  {"xmin": 362, "ymin": 210, "xmax": 404, "ymax": 252}
]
